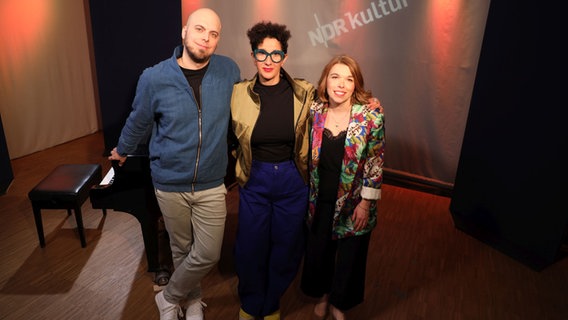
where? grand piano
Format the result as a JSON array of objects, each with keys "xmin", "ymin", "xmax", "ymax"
[{"xmin": 90, "ymin": 155, "xmax": 172, "ymax": 285}]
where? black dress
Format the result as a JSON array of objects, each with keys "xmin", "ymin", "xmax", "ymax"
[{"xmin": 301, "ymin": 128, "xmax": 372, "ymax": 311}]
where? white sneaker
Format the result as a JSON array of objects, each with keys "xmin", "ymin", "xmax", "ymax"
[
  {"xmin": 184, "ymin": 298, "xmax": 207, "ymax": 320},
  {"xmin": 155, "ymin": 291, "xmax": 182, "ymax": 320}
]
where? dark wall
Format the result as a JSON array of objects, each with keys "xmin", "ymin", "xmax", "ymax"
[
  {"xmin": 0, "ymin": 114, "xmax": 13, "ymax": 194},
  {"xmin": 450, "ymin": 1, "xmax": 566, "ymax": 270},
  {"xmin": 88, "ymin": 0, "xmax": 181, "ymax": 154}
]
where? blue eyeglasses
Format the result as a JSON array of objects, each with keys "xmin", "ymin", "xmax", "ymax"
[{"xmin": 253, "ymin": 49, "xmax": 286, "ymax": 63}]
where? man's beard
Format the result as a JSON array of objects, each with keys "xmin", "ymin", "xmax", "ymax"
[{"xmin": 187, "ymin": 47, "xmax": 211, "ymax": 64}]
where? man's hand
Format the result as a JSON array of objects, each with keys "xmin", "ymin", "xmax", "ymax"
[{"xmin": 108, "ymin": 147, "xmax": 127, "ymax": 166}]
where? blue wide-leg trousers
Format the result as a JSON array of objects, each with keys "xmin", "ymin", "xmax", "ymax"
[{"xmin": 235, "ymin": 160, "xmax": 308, "ymax": 317}]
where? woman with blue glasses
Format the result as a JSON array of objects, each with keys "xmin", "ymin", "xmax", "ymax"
[{"xmin": 230, "ymin": 21, "xmax": 316, "ymax": 320}]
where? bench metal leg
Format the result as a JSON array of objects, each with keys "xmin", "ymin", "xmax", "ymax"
[
  {"xmin": 32, "ymin": 204, "xmax": 46, "ymax": 248},
  {"xmin": 74, "ymin": 205, "xmax": 87, "ymax": 248}
]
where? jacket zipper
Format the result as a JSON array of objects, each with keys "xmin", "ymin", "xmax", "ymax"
[{"xmin": 191, "ymin": 85, "xmax": 203, "ymax": 193}]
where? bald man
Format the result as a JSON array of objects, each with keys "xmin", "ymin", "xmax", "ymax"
[{"xmin": 109, "ymin": 8, "xmax": 241, "ymax": 320}]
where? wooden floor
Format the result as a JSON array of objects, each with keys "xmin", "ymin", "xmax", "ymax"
[{"xmin": 1, "ymin": 131, "xmax": 567, "ymax": 320}]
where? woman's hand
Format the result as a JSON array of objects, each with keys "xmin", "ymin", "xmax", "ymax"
[
  {"xmin": 352, "ymin": 201, "xmax": 370, "ymax": 232},
  {"xmin": 368, "ymin": 97, "xmax": 384, "ymax": 113}
]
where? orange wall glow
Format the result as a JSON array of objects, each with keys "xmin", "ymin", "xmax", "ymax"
[
  {"xmin": 251, "ymin": 0, "xmax": 280, "ymax": 20},
  {"xmin": 0, "ymin": 0, "xmax": 52, "ymax": 76},
  {"xmin": 428, "ymin": 0, "xmax": 462, "ymax": 65},
  {"xmin": 182, "ymin": 0, "xmax": 205, "ymax": 24}
]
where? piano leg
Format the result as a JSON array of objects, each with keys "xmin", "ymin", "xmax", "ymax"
[
  {"xmin": 138, "ymin": 211, "xmax": 172, "ymax": 285},
  {"xmin": 139, "ymin": 214, "xmax": 160, "ymax": 271}
]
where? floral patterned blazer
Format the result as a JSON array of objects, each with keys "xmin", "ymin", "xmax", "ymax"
[{"xmin": 308, "ymin": 100, "xmax": 385, "ymax": 239}]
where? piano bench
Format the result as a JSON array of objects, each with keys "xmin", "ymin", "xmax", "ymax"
[{"xmin": 28, "ymin": 164, "xmax": 106, "ymax": 248}]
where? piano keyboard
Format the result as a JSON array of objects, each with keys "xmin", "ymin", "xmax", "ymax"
[{"xmin": 100, "ymin": 167, "xmax": 115, "ymax": 185}]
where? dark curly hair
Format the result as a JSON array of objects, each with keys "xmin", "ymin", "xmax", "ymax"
[{"xmin": 246, "ymin": 21, "xmax": 291, "ymax": 53}]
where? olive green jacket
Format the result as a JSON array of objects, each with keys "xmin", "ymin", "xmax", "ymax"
[{"xmin": 230, "ymin": 70, "xmax": 316, "ymax": 187}]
